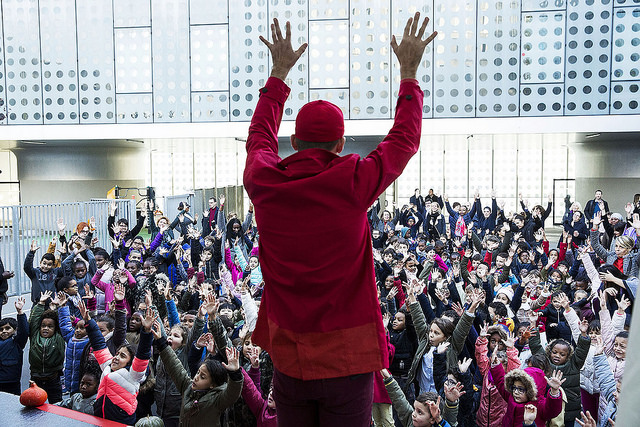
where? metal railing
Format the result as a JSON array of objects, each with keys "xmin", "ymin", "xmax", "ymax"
[{"xmin": 0, "ymin": 199, "xmax": 136, "ymax": 297}]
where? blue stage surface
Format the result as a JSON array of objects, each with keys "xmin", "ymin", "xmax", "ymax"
[{"xmin": 0, "ymin": 392, "xmax": 127, "ymax": 427}]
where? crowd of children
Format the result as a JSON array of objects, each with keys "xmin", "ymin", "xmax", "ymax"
[{"xmin": 0, "ymin": 189, "xmax": 636, "ymax": 426}]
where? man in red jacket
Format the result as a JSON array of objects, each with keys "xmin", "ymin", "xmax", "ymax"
[{"xmin": 244, "ymin": 13, "xmax": 437, "ymax": 426}]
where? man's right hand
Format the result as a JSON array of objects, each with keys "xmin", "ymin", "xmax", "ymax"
[
  {"xmin": 391, "ymin": 12, "xmax": 437, "ymax": 80},
  {"xmin": 260, "ymin": 18, "xmax": 308, "ymax": 81}
]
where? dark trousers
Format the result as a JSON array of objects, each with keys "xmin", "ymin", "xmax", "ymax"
[
  {"xmin": 32, "ymin": 375, "xmax": 62, "ymax": 404},
  {"xmin": 0, "ymin": 381, "xmax": 21, "ymax": 395},
  {"xmin": 273, "ymin": 368, "xmax": 374, "ymax": 427}
]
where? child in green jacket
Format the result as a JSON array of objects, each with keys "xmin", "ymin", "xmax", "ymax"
[{"xmin": 29, "ymin": 290, "xmax": 66, "ymax": 403}]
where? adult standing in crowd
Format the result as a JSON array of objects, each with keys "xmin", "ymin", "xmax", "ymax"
[
  {"xmin": 584, "ymin": 189, "xmax": 609, "ymax": 228},
  {"xmin": 243, "ymin": 13, "xmax": 437, "ymax": 426}
]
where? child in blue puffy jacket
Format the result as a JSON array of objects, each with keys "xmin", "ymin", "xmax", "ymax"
[{"xmin": 58, "ymin": 291, "xmax": 90, "ymax": 394}]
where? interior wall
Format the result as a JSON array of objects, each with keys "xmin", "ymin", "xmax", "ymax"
[
  {"xmin": 574, "ymin": 139, "xmax": 640, "ymax": 214},
  {"xmin": 12, "ymin": 145, "xmax": 147, "ymax": 205}
]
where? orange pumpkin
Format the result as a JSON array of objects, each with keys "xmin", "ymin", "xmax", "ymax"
[{"xmin": 20, "ymin": 381, "xmax": 48, "ymax": 406}]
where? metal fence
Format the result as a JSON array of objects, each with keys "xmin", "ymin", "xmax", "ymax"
[{"xmin": 0, "ymin": 199, "xmax": 136, "ymax": 296}]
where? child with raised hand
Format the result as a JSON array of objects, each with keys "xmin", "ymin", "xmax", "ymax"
[
  {"xmin": 78, "ymin": 297, "xmax": 154, "ymax": 424},
  {"xmin": 154, "ymin": 287, "xmax": 206, "ymax": 427},
  {"xmin": 92, "ymin": 260, "xmax": 137, "ymax": 315},
  {"xmin": 57, "ymin": 290, "xmax": 89, "ymax": 395},
  {"xmin": 381, "ymin": 367, "xmax": 461, "ymax": 427},
  {"xmin": 591, "ymin": 336, "xmax": 620, "ymax": 427},
  {"xmin": 56, "ymin": 361, "xmax": 100, "ymax": 414},
  {"xmin": 29, "ymin": 290, "xmax": 66, "ymax": 403},
  {"xmin": 25, "ymin": 239, "xmax": 64, "ymax": 304},
  {"xmin": 598, "ymin": 291, "xmax": 628, "ymax": 382},
  {"xmin": 489, "ymin": 355, "xmax": 564, "ymax": 427},
  {"xmin": 151, "ymin": 318, "xmax": 244, "ymax": 427},
  {"xmin": 241, "ymin": 346, "xmax": 277, "ymax": 426},
  {"xmin": 406, "ymin": 281, "xmax": 482, "ymax": 396},
  {"xmin": 528, "ymin": 309, "xmax": 591, "ymax": 427},
  {"xmin": 475, "ymin": 322, "xmax": 521, "ymax": 427},
  {"xmin": 0, "ymin": 297, "xmax": 28, "ymax": 395},
  {"xmin": 56, "ymin": 276, "xmax": 82, "ymax": 318}
]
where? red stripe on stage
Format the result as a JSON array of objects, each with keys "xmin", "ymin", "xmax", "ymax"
[{"xmin": 37, "ymin": 403, "xmax": 127, "ymax": 427}]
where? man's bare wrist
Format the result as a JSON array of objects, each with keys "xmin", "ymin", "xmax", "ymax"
[{"xmin": 270, "ymin": 67, "xmax": 289, "ymax": 81}]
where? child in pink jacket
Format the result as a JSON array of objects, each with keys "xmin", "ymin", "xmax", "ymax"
[
  {"xmin": 489, "ymin": 362, "xmax": 563, "ymax": 427},
  {"xmin": 92, "ymin": 267, "xmax": 136, "ymax": 314},
  {"xmin": 475, "ymin": 325, "xmax": 521, "ymax": 427}
]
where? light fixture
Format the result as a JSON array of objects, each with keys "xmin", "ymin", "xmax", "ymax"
[{"xmin": 585, "ymin": 133, "xmax": 601, "ymax": 139}]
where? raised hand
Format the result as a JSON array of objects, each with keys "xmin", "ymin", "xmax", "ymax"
[
  {"xmin": 436, "ymin": 341, "xmax": 450, "ymax": 355},
  {"xmin": 479, "ymin": 322, "xmax": 489, "ymax": 337},
  {"xmin": 426, "ymin": 396, "xmax": 442, "ymax": 424},
  {"xmin": 451, "ymin": 301, "xmax": 464, "ymax": 318},
  {"xmin": 259, "ymin": 18, "xmax": 308, "ymax": 81},
  {"xmin": 249, "ymin": 346, "xmax": 261, "ymax": 369},
  {"xmin": 57, "ymin": 291, "xmax": 68, "ymax": 307},
  {"xmin": 576, "ymin": 411, "xmax": 597, "ymax": 427},
  {"xmin": 391, "ymin": 12, "xmax": 437, "ymax": 80},
  {"xmin": 39, "ymin": 290, "xmax": 52, "ymax": 304},
  {"xmin": 503, "ymin": 330, "xmax": 516, "ymax": 348},
  {"xmin": 616, "ymin": 294, "xmax": 631, "ymax": 313},
  {"xmin": 151, "ymin": 319, "xmax": 163, "ymax": 340},
  {"xmin": 30, "ymin": 240, "xmax": 40, "ymax": 252},
  {"xmin": 114, "ymin": 282, "xmax": 126, "ymax": 302},
  {"xmin": 386, "ymin": 286, "xmax": 398, "ymax": 301},
  {"xmin": 83, "ymin": 284, "xmax": 95, "ymax": 300},
  {"xmin": 523, "ymin": 404, "xmax": 538, "ymax": 424},
  {"xmin": 546, "ymin": 370, "xmax": 566, "ymax": 392},
  {"xmin": 57, "ymin": 218, "xmax": 66, "ymax": 234},
  {"xmin": 141, "ymin": 308, "xmax": 155, "ymax": 332},
  {"xmin": 593, "ymin": 335, "xmax": 604, "ymax": 355},
  {"xmin": 14, "ymin": 297, "xmax": 25, "ymax": 314},
  {"xmin": 592, "ymin": 211, "xmax": 602, "ymax": 227},
  {"xmin": 458, "ymin": 357, "xmax": 473, "ymax": 373},
  {"xmin": 444, "ymin": 381, "xmax": 466, "ymax": 402},
  {"xmin": 579, "ymin": 319, "xmax": 589, "ymax": 336},
  {"xmin": 78, "ymin": 299, "xmax": 90, "ymax": 321},
  {"xmin": 145, "ymin": 289, "xmax": 153, "ymax": 309},
  {"xmin": 222, "ymin": 346, "xmax": 240, "ymax": 371}
]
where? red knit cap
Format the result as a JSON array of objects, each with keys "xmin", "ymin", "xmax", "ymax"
[{"xmin": 295, "ymin": 100, "xmax": 344, "ymax": 143}]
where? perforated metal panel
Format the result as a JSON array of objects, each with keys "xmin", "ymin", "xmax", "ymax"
[
  {"xmin": 309, "ymin": 88, "xmax": 349, "ymax": 115},
  {"xmin": 349, "ymin": 0, "xmax": 391, "ymax": 119},
  {"xmin": 565, "ymin": 0, "xmax": 613, "ymax": 115},
  {"xmin": 39, "ymin": 0, "xmax": 79, "ymax": 123},
  {"xmin": 152, "ymin": 0, "xmax": 190, "ymax": 122},
  {"xmin": 190, "ymin": 0, "xmax": 228, "ymax": 25},
  {"xmin": 190, "ymin": 25, "xmax": 229, "ymax": 93},
  {"xmin": 610, "ymin": 81, "xmax": 640, "ymax": 114},
  {"xmin": 309, "ymin": 0, "xmax": 349, "ymax": 19},
  {"xmin": 228, "ymin": 0, "xmax": 267, "ymax": 121},
  {"xmin": 611, "ymin": 6, "xmax": 640, "ymax": 80},
  {"xmin": 391, "ymin": 1, "xmax": 434, "ymax": 118},
  {"xmin": 0, "ymin": 16, "xmax": 7, "ymax": 124},
  {"xmin": 3, "ymin": 0, "xmax": 43, "ymax": 123},
  {"xmin": 522, "ymin": 0, "xmax": 566, "ymax": 11},
  {"xmin": 270, "ymin": 0, "xmax": 309, "ymax": 121},
  {"xmin": 433, "ymin": 0, "xmax": 476, "ymax": 117},
  {"xmin": 521, "ymin": 11, "xmax": 566, "ymax": 84},
  {"xmin": 76, "ymin": 0, "xmax": 116, "ymax": 123},
  {"xmin": 116, "ymin": 93, "xmax": 153, "ymax": 123},
  {"xmin": 477, "ymin": 0, "xmax": 521, "ymax": 116},
  {"xmin": 309, "ymin": 20, "xmax": 349, "ymax": 101},
  {"xmin": 115, "ymin": 28, "xmax": 152, "ymax": 94},
  {"xmin": 191, "ymin": 92, "xmax": 230, "ymax": 122},
  {"xmin": 113, "ymin": 0, "xmax": 150, "ymax": 28},
  {"xmin": 520, "ymin": 83, "xmax": 564, "ymax": 115}
]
